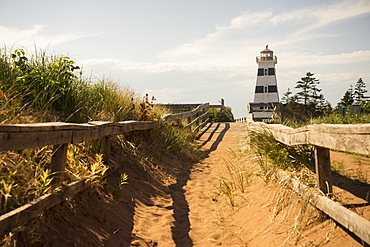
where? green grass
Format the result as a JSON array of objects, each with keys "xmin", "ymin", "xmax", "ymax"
[
  {"xmin": 249, "ymin": 129, "xmax": 315, "ymax": 173},
  {"xmin": 273, "ymin": 111, "xmax": 370, "ymax": 128},
  {"xmin": 0, "ymin": 47, "xmax": 161, "ymax": 123},
  {"xmin": 0, "ymin": 46, "xmax": 200, "ymax": 218},
  {"xmin": 308, "ymin": 112, "xmax": 370, "ymax": 125}
]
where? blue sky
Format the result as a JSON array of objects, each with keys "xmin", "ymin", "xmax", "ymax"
[{"xmin": 1, "ymin": 0, "xmax": 369, "ymax": 117}]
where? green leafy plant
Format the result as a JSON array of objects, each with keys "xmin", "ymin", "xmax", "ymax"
[
  {"xmin": 209, "ymin": 106, "xmax": 234, "ymax": 122},
  {"xmin": 37, "ymin": 169, "xmax": 53, "ymax": 196},
  {"xmin": 112, "ymin": 173, "xmax": 129, "ymax": 199},
  {"xmin": 0, "ymin": 179, "xmax": 15, "ymax": 213},
  {"xmin": 0, "ymin": 169, "xmax": 17, "ymax": 213},
  {"xmin": 87, "ymin": 154, "xmax": 108, "ymax": 184},
  {"xmin": 119, "ymin": 173, "xmax": 129, "ymax": 188}
]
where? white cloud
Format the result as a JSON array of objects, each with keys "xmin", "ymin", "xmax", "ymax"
[
  {"xmin": 160, "ymin": 0, "xmax": 370, "ymax": 67},
  {"xmin": 82, "ymin": 58, "xmax": 245, "ymax": 74},
  {"xmin": 0, "ymin": 25, "xmax": 44, "ymax": 47},
  {"xmin": 145, "ymin": 87, "xmax": 190, "ymax": 103},
  {"xmin": 280, "ymin": 50, "xmax": 370, "ymax": 68},
  {"xmin": 1, "ymin": 0, "xmax": 367, "ymax": 118},
  {"xmin": 317, "ymin": 72, "xmax": 354, "ymax": 84},
  {"xmin": 283, "ymin": 0, "xmax": 370, "ymax": 38},
  {"xmin": 216, "ymin": 10, "xmax": 273, "ymax": 32},
  {"xmin": 0, "ymin": 24, "xmax": 102, "ymax": 49}
]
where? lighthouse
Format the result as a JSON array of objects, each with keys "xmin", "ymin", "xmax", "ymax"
[{"xmin": 248, "ymin": 45, "xmax": 280, "ymax": 121}]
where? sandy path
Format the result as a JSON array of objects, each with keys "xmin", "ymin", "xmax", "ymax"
[
  {"xmin": 33, "ymin": 122, "xmax": 368, "ymax": 246},
  {"xmin": 186, "ymin": 122, "xmax": 248, "ymax": 245},
  {"xmin": 130, "ymin": 122, "xmax": 365, "ymax": 246},
  {"xmin": 130, "ymin": 122, "xmax": 246, "ymax": 246}
]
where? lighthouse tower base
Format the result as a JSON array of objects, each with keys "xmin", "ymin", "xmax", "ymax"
[{"xmin": 248, "ymin": 102, "xmax": 283, "ymax": 122}]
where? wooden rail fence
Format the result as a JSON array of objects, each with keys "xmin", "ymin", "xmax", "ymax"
[
  {"xmin": 248, "ymin": 121, "xmax": 370, "ymax": 244},
  {"xmin": 0, "ymin": 103, "xmax": 230, "ymax": 236}
]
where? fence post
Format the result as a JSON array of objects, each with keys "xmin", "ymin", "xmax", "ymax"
[
  {"xmin": 195, "ymin": 111, "xmax": 200, "ymax": 129},
  {"xmin": 51, "ymin": 143, "xmax": 68, "ymax": 184},
  {"xmin": 100, "ymin": 135, "xmax": 111, "ymax": 165},
  {"xmin": 187, "ymin": 116, "xmax": 192, "ymax": 128},
  {"xmin": 314, "ymin": 146, "xmax": 332, "ymax": 195}
]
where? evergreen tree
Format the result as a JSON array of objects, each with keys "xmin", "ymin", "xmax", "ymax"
[
  {"xmin": 293, "ymin": 72, "xmax": 324, "ymax": 117},
  {"xmin": 337, "ymin": 85, "xmax": 354, "ymax": 107},
  {"xmin": 353, "ymin": 78, "xmax": 367, "ymax": 105},
  {"xmin": 281, "ymin": 88, "xmax": 292, "ymax": 104}
]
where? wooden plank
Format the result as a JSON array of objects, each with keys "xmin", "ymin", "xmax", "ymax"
[
  {"xmin": 0, "ymin": 120, "xmax": 158, "ymax": 235},
  {"xmin": 276, "ymin": 170, "xmax": 370, "ymax": 245},
  {"xmin": 249, "ymin": 120, "xmax": 370, "ymax": 243},
  {"xmin": 193, "ymin": 118, "xmax": 210, "ymax": 134},
  {"xmin": 307, "ymin": 124, "xmax": 370, "ymax": 155},
  {"xmin": 314, "ymin": 146, "xmax": 332, "ymax": 194},
  {"xmin": 0, "ymin": 121, "xmax": 155, "ymax": 151},
  {"xmin": 267, "ymin": 125, "xmax": 309, "ymax": 146},
  {"xmin": 222, "ymin": 107, "xmax": 233, "ymax": 119},
  {"xmin": 163, "ymin": 103, "xmax": 209, "ymax": 122},
  {"xmin": 159, "ymin": 104, "xmax": 202, "ymax": 109},
  {"xmin": 100, "ymin": 135, "xmax": 111, "ymax": 164},
  {"xmin": 50, "ymin": 143, "xmax": 68, "ymax": 184},
  {"xmin": 208, "ymin": 104, "xmax": 224, "ymax": 108},
  {"xmin": 115, "ymin": 120, "xmax": 156, "ymax": 133},
  {"xmin": 0, "ymin": 123, "xmax": 104, "ymax": 151},
  {"xmin": 184, "ymin": 111, "xmax": 209, "ymax": 129},
  {"xmin": 210, "ymin": 105, "xmax": 233, "ymax": 119},
  {"xmin": 247, "ymin": 122, "xmax": 370, "ymax": 156},
  {"xmin": 0, "ymin": 180, "xmax": 87, "ymax": 237},
  {"xmin": 0, "ymin": 131, "xmax": 73, "ymax": 151},
  {"xmin": 68, "ymin": 122, "xmax": 113, "ymax": 144},
  {"xmin": 0, "ymin": 122, "xmax": 89, "ymax": 132}
]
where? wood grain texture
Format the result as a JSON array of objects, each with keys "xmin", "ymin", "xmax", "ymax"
[
  {"xmin": 193, "ymin": 118, "xmax": 209, "ymax": 134},
  {"xmin": 276, "ymin": 170, "xmax": 370, "ymax": 245},
  {"xmin": 248, "ymin": 122, "xmax": 370, "ymax": 155},
  {"xmin": 209, "ymin": 104, "xmax": 233, "ymax": 118},
  {"xmin": 162, "ymin": 103, "xmax": 210, "ymax": 122},
  {"xmin": 184, "ymin": 111, "xmax": 209, "ymax": 129},
  {"xmin": 314, "ymin": 146, "xmax": 332, "ymax": 194},
  {"xmin": 0, "ymin": 180, "xmax": 87, "ymax": 237},
  {"xmin": 100, "ymin": 135, "xmax": 111, "ymax": 165},
  {"xmin": 50, "ymin": 143, "xmax": 68, "ymax": 184},
  {"xmin": 0, "ymin": 121, "xmax": 156, "ymax": 151}
]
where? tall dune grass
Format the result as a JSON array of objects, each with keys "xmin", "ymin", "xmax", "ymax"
[
  {"xmin": 0, "ymin": 47, "xmax": 199, "ymax": 221},
  {"xmin": 274, "ymin": 111, "xmax": 370, "ymax": 128},
  {"xmin": 0, "ymin": 47, "xmax": 161, "ymax": 123},
  {"xmin": 249, "ymin": 129, "xmax": 315, "ymax": 173}
]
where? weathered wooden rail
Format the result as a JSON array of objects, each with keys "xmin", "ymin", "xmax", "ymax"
[
  {"xmin": 161, "ymin": 103, "xmax": 233, "ymax": 121},
  {"xmin": 0, "ymin": 102, "xmax": 231, "ymax": 236},
  {"xmin": 248, "ymin": 121, "xmax": 370, "ymax": 244}
]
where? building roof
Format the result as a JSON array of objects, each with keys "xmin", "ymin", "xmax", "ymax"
[
  {"xmin": 260, "ymin": 48, "xmax": 273, "ymax": 53},
  {"xmin": 261, "ymin": 45, "xmax": 273, "ymax": 53}
]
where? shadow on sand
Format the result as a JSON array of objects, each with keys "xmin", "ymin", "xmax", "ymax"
[{"xmin": 169, "ymin": 122, "xmax": 230, "ymax": 246}]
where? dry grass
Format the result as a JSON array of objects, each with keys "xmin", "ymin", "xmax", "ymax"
[
  {"xmin": 0, "ymin": 47, "xmax": 206, "ymax": 245},
  {"xmin": 213, "ymin": 130, "xmax": 340, "ymax": 245},
  {"xmin": 0, "ymin": 145, "xmax": 109, "ymax": 215}
]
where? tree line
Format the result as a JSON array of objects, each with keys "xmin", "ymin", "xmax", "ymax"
[{"xmin": 281, "ymin": 72, "xmax": 368, "ymax": 118}]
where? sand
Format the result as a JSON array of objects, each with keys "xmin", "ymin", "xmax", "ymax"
[{"xmin": 33, "ymin": 122, "xmax": 368, "ymax": 246}]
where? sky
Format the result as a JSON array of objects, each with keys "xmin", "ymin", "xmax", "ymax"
[{"xmin": 1, "ymin": 0, "xmax": 369, "ymax": 118}]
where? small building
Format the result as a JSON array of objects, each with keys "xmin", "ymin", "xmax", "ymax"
[{"xmin": 248, "ymin": 45, "xmax": 280, "ymax": 121}]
